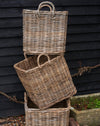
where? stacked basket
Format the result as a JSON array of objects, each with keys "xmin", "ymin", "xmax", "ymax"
[{"xmin": 14, "ymin": 1, "xmax": 77, "ymax": 126}]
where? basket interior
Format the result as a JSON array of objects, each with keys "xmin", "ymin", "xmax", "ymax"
[
  {"xmin": 16, "ymin": 55, "xmax": 57, "ymax": 71},
  {"xmin": 27, "ymin": 96, "xmax": 68, "ymax": 109}
]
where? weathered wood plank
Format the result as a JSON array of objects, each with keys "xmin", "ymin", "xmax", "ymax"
[
  {"xmin": 0, "ymin": 63, "xmax": 100, "ymax": 77},
  {"xmin": 0, "ymin": 27, "xmax": 100, "ymax": 39},
  {"xmin": 65, "ymin": 50, "xmax": 100, "ymax": 60},
  {"xmin": 77, "ymin": 89, "xmax": 100, "ymax": 95},
  {"xmin": 67, "ymin": 58, "xmax": 100, "ymax": 69},
  {"xmin": 0, "ymin": 55, "xmax": 24, "ymax": 67},
  {"xmin": 0, "ymin": 37, "xmax": 100, "ymax": 51},
  {"xmin": 67, "ymin": 33, "xmax": 100, "ymax": 42},
  {"xmin": 0, "ymin": 107, "xmax": 24, "ymax": 117},
  {"xmin": 0, "ymin": 0, "xmax": 99, "ymax": 7},
  {"xmin": 0, "ymin": 47, "xmax": 23, "ymax": 56},
  {"xmin": 0, "ymin": 6, "xmax": 100, "ymax": 18},
  {"xmin": 0, "ymin": 106, "xmax": 24, "ymax": 117},
  {"xmin": 70, "ymin": 67, "xmax": 100, "ymax": 75},
  {"xmin": 0, "ymin": 54, "xmax": 99, "ymax": 67},
  {"xmin": 0, "ymin": 49, "xmax": 99, "ymax": 60},
  {"xmin": 0, "ymin": 15, "xmax": 99, "ymax": 28},
  {"xmin": 68, "ymin": 24, "xmax": 100, "ymax": 34},
  {"xmin": 77, "ymin": 81, "xmax": 100, "ymax": 92},
  {"xmin": 0, "ymin": 31, "xmax": 100, "ymax": 43},
  {"xmin": 0, "ymin": 72, "xmax": 100, "ymax": 85},
  {"xmin": 68, "ymin": 15, "xmax": 100, "ymax": 25},
  {"xmin": 0, "ymin": 75, "xmax": 20, "ymax": 85},
  {"xmin": 0, "ymin": 67, "xmax": 16, "ymax": 76},
  {"xmin": 0, "ymin": 18, "xmax": 22, "ymax": 28},
  {"xmin": 66, "ymin": 41, "xmax": 100, "ymax": 51},
  {"xmin": 0, "ymin": 83, "xmax": 24, "ymax": 93},
  {"xmin": 73, "ymin": 73, "xmax": 100, "ymax": 84},
  {"xmin": 0, "ymin": 37, "xmax": 22, "ymax": 48},
  {"xmin": 0, "ymin": 28, "xmax": 22, "ymax": 38},
  {"xmin": 0, "ymin": 91, "xmax": 24, "ymax": 101},
  {"xmin": 0, "ymin": 59, "xmax": 100, "ymax": 76}
]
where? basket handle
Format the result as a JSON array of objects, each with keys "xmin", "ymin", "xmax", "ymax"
[
  {"xmin": 38, "ymin": 4, "xmax": 52, "ymax": 11},
  {"xmin": 37, "ymin": 1, "xmax": 55, "ymax": 16},
  {"xmin": 37, "ymin": 53, "xmax": 50, "ymax": 68},
  {"xmin": 67, "ymin": 99, "xmax": 70, "ymax": 108},
  {"xmin": 24, "ymin": 52, "xmax": 27, "ymax": 59}
]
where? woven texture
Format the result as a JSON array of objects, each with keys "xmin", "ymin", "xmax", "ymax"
[
  {"xmin": 23, "ymin": 1, "xmax": 68, "ymax": 54},
  {"xmin": 14, "ymin": 54, "xmax": 77, "ymax": 110},
  {"xmin": 24, "ymin": 93, "xmax": 70, "ymax": 126}
]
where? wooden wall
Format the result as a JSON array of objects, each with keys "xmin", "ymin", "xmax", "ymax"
[{"xmin": 0, "ymin": 0, "xmax": 100, "ymax": 117}]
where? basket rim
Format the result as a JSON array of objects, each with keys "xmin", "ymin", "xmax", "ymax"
[
  {"xmin": 24, "ymin": 93, "xmax": 70, "ymax": 112},
  {"xmin": 23, "ymin": 9, "xmax": 68, "ymax": 15},
  {"xmin": 23, "ymin": 50, "xmax": 65, "ymax": 55},
  {"xmin": 27, "ymin": 107, "xmax": 70, "ymax": 112},
  {"xmin": 14, "ymin": 55, "xmax": 64, "ymax": 73}
]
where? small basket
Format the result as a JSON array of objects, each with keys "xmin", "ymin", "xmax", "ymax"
[
  {"xmin": 24, "ymin": 92, "xmax": 70, "ymax": 126},
  {"xmin": 14, "ymin": 54, "xmax": 77, "ymax": 110},
  {"xmin": 23, "ymin": 1, "xmax": 68, "ymax": 55}
]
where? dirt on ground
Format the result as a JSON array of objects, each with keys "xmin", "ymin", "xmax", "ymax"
[
  {"xmin": 0, "ymin": 116, "xmax": 100, "ymax": 126},
  {"xmin": 0, "ymin": 115, "xmax": 25, "ymax": 126}
]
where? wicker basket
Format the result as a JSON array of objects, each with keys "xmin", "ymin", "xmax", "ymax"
[
  {"xmin": 24, "ymin": 92, "xmax": 70, "ymax": 126},
  {"xmin": 23, "ymin": 1, "xmax": 68, "ymax": 55},
  {"xmin": 14, "ymin": 54, "xmax": 77, "ymax": 110}
]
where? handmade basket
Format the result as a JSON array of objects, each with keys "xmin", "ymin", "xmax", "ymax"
[
  {"xmin": 24, "ymin": 92, "xmax": 70, "ymax": 126},
  {"xmin": 23, "ymin": 1, "xmax": 68, "ymax": 55},
  {"xmin": 14, "ymin": 54, "xmax": 77, "ymax": 110}
]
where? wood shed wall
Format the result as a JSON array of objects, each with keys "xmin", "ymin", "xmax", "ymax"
[{"xmin": 0, "ymin": 0, "xmax": 100, "ymax": 117}]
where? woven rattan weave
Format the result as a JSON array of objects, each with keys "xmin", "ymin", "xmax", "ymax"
[
  {"xmin": 25, "ymin": 92, "xmax": 70, "ymax": 126},
  {"xmin": 23, "ymin": 1, "xmax": 68, "ymax": 54},
  {"xmin": 14, "ymin": 54, "xmax": 77, "ymax": 110}
]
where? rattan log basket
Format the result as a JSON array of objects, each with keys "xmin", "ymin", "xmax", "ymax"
[
  {"xmin": 24, "ymin": 92, "xmax": 70, "ymax": 126},
  {"xmin": 14, "ymin": 54, "xmax": 77, "ymax": 110},
  {"xmin": 23, "ymin": 1, "xmax": 68, "ymax": 55}
]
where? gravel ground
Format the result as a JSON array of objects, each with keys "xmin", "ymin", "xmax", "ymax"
[
  {"xmin": 0, "ymin": 115, "xmax": 100, "ymax": 126},
  {"xmin": 0, "ymin": 115, "xmax": 25, "ymax": 126}
]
